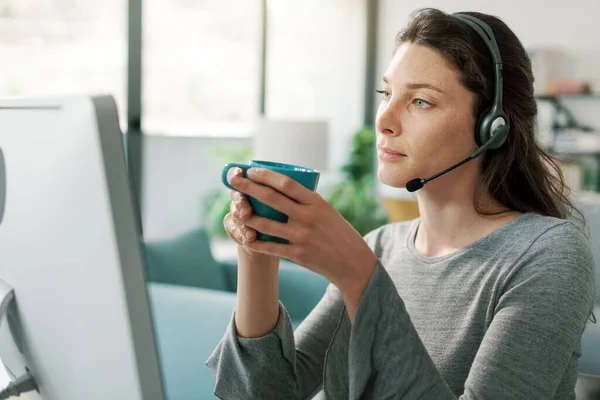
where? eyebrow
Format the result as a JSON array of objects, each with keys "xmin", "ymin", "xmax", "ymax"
[{"xmin": 382, "ymin": 76, "xmax": 445, "ymax": 94}]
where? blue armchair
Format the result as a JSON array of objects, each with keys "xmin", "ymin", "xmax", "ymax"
[
  {"xmin": 573, "ymin": 193, "xmax": 600, "ymax": 399},
  {"xmin": 143, "ymin": 227, "xmax": 329, "ymax": 399}
]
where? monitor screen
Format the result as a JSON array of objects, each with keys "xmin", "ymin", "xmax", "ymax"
[{"xmin": 0, "ymin": 95, "xmax": 165, "ymax": 400}]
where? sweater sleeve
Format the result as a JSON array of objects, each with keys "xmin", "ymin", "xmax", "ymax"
[
  {"xmin": 349, "ymin": 222, "xmax": 596, "ymax": 399},
  {"xmin": 205, "ymin": 282, "xmax": 347, "ymax": 400}
]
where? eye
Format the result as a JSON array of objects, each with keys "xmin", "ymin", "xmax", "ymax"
[
  {"xmin": 376, "ymin": 90, "xmax": 391, "ymax": 100},
  {"xmin": 413, "ymin": 98, "xmax": 432, "ymax": 109}
]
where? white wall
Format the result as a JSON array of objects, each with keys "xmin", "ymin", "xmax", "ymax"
[
  {"xmin": 377, "ymin": 0, "xmax": 600, "ymax": 81},
  {"xmin": 140, "ymin": 135, "xmax": 251, "ymax": 240},
  {"xmin": 376, "ymin": 0, "xmax": 600, "ymax": 199}
]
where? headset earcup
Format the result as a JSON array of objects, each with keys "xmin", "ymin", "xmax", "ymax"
[
  {"xmin": 475, "ymin": 107, "xmax": 491, "ymax": 147},
  {"xmin": 487, "ymin": 124, "xmax": 510, "ymax": 149}
]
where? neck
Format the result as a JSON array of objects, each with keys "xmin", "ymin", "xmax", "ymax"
[{"xmin": 413, "ymin": 172, "xmax": 518, "ymax": 257}]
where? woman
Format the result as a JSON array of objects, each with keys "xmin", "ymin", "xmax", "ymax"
[{"xmin": 206, "ymin": 8, "xmax": 596, "ymax": 399}]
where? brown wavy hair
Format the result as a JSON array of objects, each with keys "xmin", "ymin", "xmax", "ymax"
[{"xmin": 396, "ymin": 8, "xmax": 583, "ymax": 224}]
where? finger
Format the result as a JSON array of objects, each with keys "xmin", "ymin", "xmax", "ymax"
[
  {"xmin": 242, "ymin": 228, "xmax": 257, "ymax": 244},
  {"xmin": 230, "ymin": 188, "xmax": 247, "ymax": 207},
  {"xmin": 228, "ymin": 191, "xmax": 250, "ymax": 219},
  {"xmin": 225, "ymin": 213, "xmax": 256, "ymax": 245},
  {"xmin": 230, "ymin": 175, "xmax": 301, "ymax": 219},
  {"xmin": 232, "ymin": 167, "xmax": 244, "ymax": 176},
  {"xmin": 229, "ymin": 201, "xmax": 242, "ymax": 224},
  {"xmin": 230, "ymin": 188, "xmax": 245, "ymax": 202},
  {"xmin": 245, "ymin": 239, "xmax": 293, "ymax": 260},
  {"xmin": 223, "ymin": 214, "xmax": 242, "ymax": 244},
  {"xmin": 228, "ymin": 202, "xmax": 256, "ymax": 239},
  {"xmin": 244, "ymin": 215, "xmax": 297, "ymax": 242},
  {"xmin": 236, "ymin": 193, "xmax": 253, "ymax": 221},
  {"xmin": 247, "ymin": 168, "xmax": 316, "ymax": 205}
]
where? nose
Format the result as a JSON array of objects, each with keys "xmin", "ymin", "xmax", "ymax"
[{"xmin": 376, "ymin": 102, "xmax": 399, "ymax": 137}]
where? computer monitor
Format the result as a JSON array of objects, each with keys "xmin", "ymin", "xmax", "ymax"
[{"xmin": 0, "ymin": 95, "xmax": 165, "ymax": 399}]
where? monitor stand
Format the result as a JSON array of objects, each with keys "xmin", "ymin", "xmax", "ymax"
[{"xmin": 0, "ymin": 279, "xmax": 30, "ymax": 384}]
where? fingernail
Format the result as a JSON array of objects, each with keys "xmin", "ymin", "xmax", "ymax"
[
  {"xmin": 247, "ymin": 168, "xmax": 261, "ymax": 177},
  {"xmin": 244, "ymin": 231, "xmax": 253, "ymax": 240}
]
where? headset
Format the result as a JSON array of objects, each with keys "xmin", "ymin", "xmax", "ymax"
[
  {"xmin": 453, "ymin": 13, "xmax": 510, "ymax": 150},
  {"xmin": 405, "ymin": 13, "xmax": 510, "ymax": 192}
]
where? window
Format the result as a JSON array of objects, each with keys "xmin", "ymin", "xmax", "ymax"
[
  {"xmin": 0, "ymin": 0, "xmax": 127, "ymax": 129},
  {"xmin": 141, "ymin": 0, "xmax": 366, "ymax": 154},
  {"xmin": 266, "ymin": 0, "xmax": 365, "ymax": 120},
  {"xmin": 266, "ymin": 0, "xmax": 366, "ymax": 169},
  {"xmin": 142, "ymin": 0, "xmax": 261, "ymax": 136}
]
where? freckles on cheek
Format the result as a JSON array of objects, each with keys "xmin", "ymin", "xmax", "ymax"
[
  {"xmin": 412, "ymin": 139, "xmax": 438, "ymax": 160},
  {"xmin": 415, "ymin": 140, "xmax": 451, "ymax": 169},
  {"xmin": 428, "ymin": 119, "xmax": 472, "ymax": 156}
]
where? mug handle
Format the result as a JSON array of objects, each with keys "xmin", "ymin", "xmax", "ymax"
[{"xmin": 221, "ymin": 162, "xmax": 251, "ymax": 191}]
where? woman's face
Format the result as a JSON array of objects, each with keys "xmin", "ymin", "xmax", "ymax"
[{"xmin": 375, "ymin": 42, "xmax": 478, "ymax": 189}]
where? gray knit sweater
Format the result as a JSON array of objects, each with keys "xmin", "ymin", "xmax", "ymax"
[{"xmin": 206, "ymin": 213, "xmax": 596, "ymax": 399}]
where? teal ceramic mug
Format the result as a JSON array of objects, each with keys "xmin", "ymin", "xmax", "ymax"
[{"xmin": 221, "ymin": 160, "xmax": 321, "ymax": 243}]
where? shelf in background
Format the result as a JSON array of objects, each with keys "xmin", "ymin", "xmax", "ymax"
[
  {"xmin": 551, "ymin": 151, "xmax": 600, "ymax": 157},
  {"xmin": 550, "ymin": 131, "xmax": 600, "ymax": 154},
  {"xmin": 535, "ymin": 93, "xmax": 600, "ymax": 101}
]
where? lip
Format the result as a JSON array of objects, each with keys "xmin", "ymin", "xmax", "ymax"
[{"xmin": 377, "ymin": 145, "xmax": 406, "ymax": 161}]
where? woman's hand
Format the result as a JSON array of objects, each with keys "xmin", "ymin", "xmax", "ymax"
[
  {"xmin": 223, "ymin": 168, "xmax": 275, "ymax": 261},
  {"xmin": 228, "ymin": 167, "xmax": 379, "ymax": 300}
]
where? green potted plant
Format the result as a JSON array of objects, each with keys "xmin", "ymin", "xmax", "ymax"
[{"xmin": 326, "ymin": 126, "xmax": 388, "ymax": 235}]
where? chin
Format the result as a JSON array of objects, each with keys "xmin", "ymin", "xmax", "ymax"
[{"xmin": 377, "ymin": 165, "xmax": 411, "ymax": 189}]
